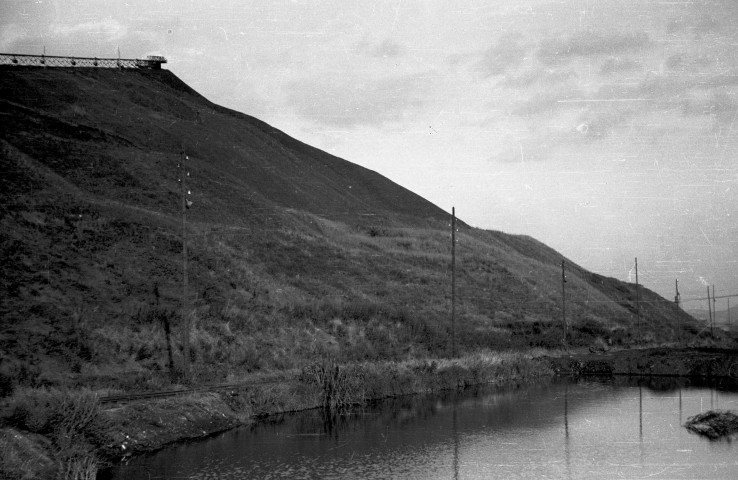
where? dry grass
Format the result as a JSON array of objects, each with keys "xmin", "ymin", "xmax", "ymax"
[
  {"xmin": 298, "ymin": 350, "xmax": 551, "ymax": 417},
  {"xmin": 0, "ymin": 428, "xmax": 56, "ymax": 480},
  {"xmin": 2, "ymin": 389, "xmax": 108, "ymax": 479}
]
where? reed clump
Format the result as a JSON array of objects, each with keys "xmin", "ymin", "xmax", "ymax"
[
  {"xmin": 300, "ymin": 359, "xmax": 366, "ymax": 415},
  {"xmin": 301, "ymin": 350, "xmax": 551, "ymax": 416}
]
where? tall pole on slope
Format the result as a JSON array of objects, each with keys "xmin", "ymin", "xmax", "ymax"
[
  {"xmin": 707, "ymin": 286, "xmax": 713, "ymax": 338},
  {"xmin": 728, "ymin": 297, "xmax": 731, "ymax": 330},
  {"xmin": 179, "ymin": 152, "xmax": 191, "ymax": 381},
  {"xmin": 712, "ymin": 283, "xmax": 717, "ymax": 334},
  {"xmin": 712, "ymin": 285, "xmax": 717, "ymax": 332},
  {"xmin": 561, "ymin": 260, "xmax": 567, "ymax": 347},
  {"xmin": 451, "ymin": 207, "xmax": 457, "ymax": 358},
  {"xmin": 635, "ymin": 257, "xmax": 641, "ymax": 344},
  {"xmin": 675, "ymin": 279, "xmax": 681, "ymax": 344},
  {"xmin": 675, "ymin": 279, "xmax": 680, "ymax": 307}
]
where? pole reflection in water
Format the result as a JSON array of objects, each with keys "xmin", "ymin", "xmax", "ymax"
[
  {"xmin": 452, "ymin": 402, "xmax": 459, "ymax": 480},
  {"xmin": 564, "ymin": 383, "xmax": 571, "ymax": 480},
  {"xmin": 639, "ymin": 385, "xmax": 644, "ymax": 470},
  {"xmin": 639, "ymin": 386, "xmax": 643, "ymax": 440},
  {"xmin": 564, "ymin": 383, "xmax": 569, "ymax": 438},
  {"xmin": 103, "ymin": 378, "xmax": 738, "ymax": 480}
]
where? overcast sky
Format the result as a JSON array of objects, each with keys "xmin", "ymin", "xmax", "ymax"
[{"xmin": 3, "ymin": 0, "xmax": 737, "ymax": 305}]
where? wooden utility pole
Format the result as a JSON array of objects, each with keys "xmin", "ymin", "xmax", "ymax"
[
  {"xmin": 675, "ymin": 279, "xmax": 681, "ymax": 344},
  {"xmin": 561, "ymin": 260, "xmax": 567, "ymax": 346},
  {"xmin": 707, "ymin": 286, "xmax": 713, "ymax": 338},
  {"xmin": 674, "ymin": 279, "xmax": 680, "ymax": 307},
  {"xmin": 635, "ymin": 257, "xmax": 640, "ymax": 343},
  {"xmin": 712, "ymin": 285, "xmax": 717, "ymax": 332},
  {"xmin": 728, "ymin": 298, "xmax": 732, "ymax": 329},
  {"xmin": 155, "ymin": 282, "xmax": 175, "ymax": 377},
  {"xmin": 451, "ymin": 207, "xmax": 456, "ymax": 357},
  {"xmin": 179, "ymin": 153, "xmax": 191, "ymax": 380}
]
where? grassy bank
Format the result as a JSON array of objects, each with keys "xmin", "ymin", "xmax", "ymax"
[{"xmin": 0, "ymin": 350, "xmax": 550, "ymax": 479}]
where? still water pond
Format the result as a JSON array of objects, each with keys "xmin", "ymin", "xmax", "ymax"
[{"xmin": 104, "ymin": 378, "xmax": 738, "ymax": 479}]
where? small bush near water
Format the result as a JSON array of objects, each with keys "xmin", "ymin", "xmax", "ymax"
[{"xmin": 2, "ymin": 389, "xmax": 109, "ymax": 480}]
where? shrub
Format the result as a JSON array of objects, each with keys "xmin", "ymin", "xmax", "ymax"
[
  {"xmin": 4, "ymin": 389, "xmax": 109, "ymax": 479},
  {"xmin": 685, "ymin": 410, "xmax": 738, "ymax": 440}
]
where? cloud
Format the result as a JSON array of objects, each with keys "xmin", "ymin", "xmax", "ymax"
[
  {"xmin": 632, "ymin": 71, "xmax": 738, "ymax": 107},
  {"xmin": 591, "ymin": 67, "xmax": 738, "ymax": 112},
  {"xmin": 680, "ymin": 91, "xmax": 738, "ymax": 124},
  {"xmin": 693, "ymin": 14, "xmax": 720, "ymax": 35},
  {"xmin": 495, "ymin": 140, "xmax": 552, "ymax": 163},
  {"xmin": 599, "ymin": 57, "xmax": 641, "ymax": 76},
  {"xmin": 50, "ymin": 18, "xmax": 128, "ymax": 42},
  {"xmin": 538, "ymin": 30, "xmax": 650, "ymax": 64},
  {"xmin": 286, "ymin": 73, "xmax": 429, "ymax": 127},
  {"xmin": 510, "ymin": 87, "xmax": 584, "ymax": 117},
  {"xmin": 501, "ymin": 68, "xmax": 575, "ymax": 88},
  {"xmin": 668, "ymin": 9, "xmax": 738, "ymax": 37},
  {"xmin": 665, "ymin": 53, "xmax": 717, "ymax": 73},
  {"xmin": 666, "ymin": 18, "xmax": 687, "ymax": 35},
  {"xmin": 0, "ymin": 24, "xmax": 27, "ymax": 51},
  {"xmin": 572, "ymin": 107, "xmax": 635, "ymax": 140},
  {"xmin": 371, "ymin": 38, "xmax": 403, "ymax": 58},
  {"xmin": 354, "ymin": 38, "xmax": 404, "ymax": 59},
  {"xmin": 477, "ymin": 33, "xmax": 527, "ymax": 77}
]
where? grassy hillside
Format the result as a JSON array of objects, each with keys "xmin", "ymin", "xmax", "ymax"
[{"xmin": 0, "ymin": 66, "xmax": 703, "ymax": 391}]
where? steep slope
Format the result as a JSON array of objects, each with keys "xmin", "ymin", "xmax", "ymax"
[
  {"xmin": 1, "ymin": 67, "xmax": 442, "ymax": 224},
  {"xmin": 0, "ymin": 66, "xmax": 700, "ymax": 388}
]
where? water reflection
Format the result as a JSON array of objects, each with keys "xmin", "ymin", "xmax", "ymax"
[
  {"xmin": 452, "ymin": 405, "xmax": 459, "ymax": 480},
  {"xmin": 564, "ymin": 384, "xmax": 568, "ymax": 438},
  {"xmin": 638, "ymin": 386, "xmax": 643, "ymax": 443},
  {"xmin": 103, "ymin": 377, "xmax": 738, "ymax": 480}
]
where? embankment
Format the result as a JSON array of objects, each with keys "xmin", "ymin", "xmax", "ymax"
[
  {"xmin": 100, "ymin": 346, "xmax": 738, "ymax": 463},
  {"xmin": 547, "ymin": 346, "xmax": 738, "ymax": 377},
  {"xmin": 1, "ymin": 351, "xmax": 551, "ymax": 479},
  {"xmin": 100, "ymin": 351, "xmax": 550, "ymax": 459}
]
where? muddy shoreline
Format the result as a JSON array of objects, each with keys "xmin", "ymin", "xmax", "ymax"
[{"xmin": 101, "ymin": 347, "xmax": 738, "ymax": 463}]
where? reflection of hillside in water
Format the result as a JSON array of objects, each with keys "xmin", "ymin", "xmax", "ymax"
[
  {"xmin": 277, "ymin": 375, "xmax": 738, "ymax": 441},
  {"xmin": 252, "ymin": 378, "xmax": 574, "ymax": 440},
  {"xmin": 104, "ymin": 378, "xmax": 738, "ymax": 480}
]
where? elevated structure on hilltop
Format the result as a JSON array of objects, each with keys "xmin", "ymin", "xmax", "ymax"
[{"xmin": 0, "ymin": 53, "xmax": 167, "ymax": 69}]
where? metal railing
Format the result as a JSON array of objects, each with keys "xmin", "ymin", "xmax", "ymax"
[
  {"xmin": 0, "ymin": 53, "xmax": 166, "ymax": 69},
  {"xmin": 98, "ymin": 378, "xmax": 288, "ymax": 404}
]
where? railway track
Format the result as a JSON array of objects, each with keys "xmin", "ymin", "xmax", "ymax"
[{"xmin": 99, "ymin": 378, "xmax": 288, "ymax": 404}]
